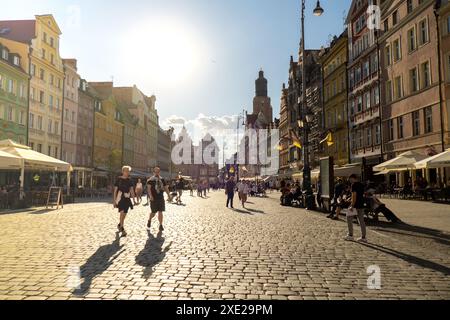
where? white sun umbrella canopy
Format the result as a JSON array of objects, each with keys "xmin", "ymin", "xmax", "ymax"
[
  {"xmin": 373, "ymin": 150, "xmax": 428, "ymax": 172},
  {"xmin": 0, "ymin": 140, "xmax": 73, "ymax": 193},
  {"xmin": 414, "ymin": 149, "xmax": 450, "ymax": 169},
  {"xmin": 0, "ymin": 150, "xmax": 22, "ymax": 169}
]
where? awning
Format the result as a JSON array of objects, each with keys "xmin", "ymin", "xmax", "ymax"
[
  {"xmin": 0, "ymin": 139, "xmax": 72, "ymax": 172},
  {"xmin": 334, "ymin": 164, "xmax": 361, "ymax": 177},
  {"xmin": 374, "ymin": 151, "xmax": 427, "ymax": 172},
  {"xmin": 415, "ymin": 148, "xmax": 450, "ymax": 169},
  {"xmin": 0, "ymin": 150, "xmax": 22, "ymax": 169}
]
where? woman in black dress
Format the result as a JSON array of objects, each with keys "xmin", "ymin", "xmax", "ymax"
[{"xmin": 113, "ymin": 166, "xmax": 137, "ymax": 237}]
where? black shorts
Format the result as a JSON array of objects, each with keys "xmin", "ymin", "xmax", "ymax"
[
  {"xmin": 150, "ymin": 197, "xmax": 166, "ymax": 214},
  {"xmin": 118, "ymin": 198, "xmax": 133, "ymax": 214}
]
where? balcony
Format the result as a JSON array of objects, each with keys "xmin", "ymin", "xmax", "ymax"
[{"xmin": 351, "ymin": 105, "xmax": 380, "ymax": 127}]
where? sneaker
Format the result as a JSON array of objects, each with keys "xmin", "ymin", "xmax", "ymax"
[
  {"xmin": 357, "ymin": 237, "xmax": 368, "ymax": 243},
  {"xmin": 159, "ymin": 225, "xmax": 164, "ymax": 232},
  {"xmin": 344, "ymin": 235, "xmax": 354, "ymax": 241},
  {"xmin": 147, "ymin": 220, "xmax": 151, "ymax": 230},
  {"xmin": 121, "ymin": 229, "xmax": 127, "ymax": 237}
]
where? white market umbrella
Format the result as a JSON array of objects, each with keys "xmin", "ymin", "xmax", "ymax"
[
  {"xmin": 414, "ymin": 149, "xmax": 450, "ymax": 169},
  {"xmin": 374, "ymin": 151, "xmax": 428, "ymax": 172}
]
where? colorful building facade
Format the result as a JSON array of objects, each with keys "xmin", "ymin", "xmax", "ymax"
[
  {"xmin": 319, "ymin": 32, "xmax": 350, "ymax": 166},
  {"xmin": 0, "ymin": 39, "xmax": 29, "ymax": 145},
  {"xmin": 89, "ymin": 82, "xmax": 124, "ymax": 174},
  {"xmin": 0, "ymin": 15, "xmax": 65, "ymax": 158}
]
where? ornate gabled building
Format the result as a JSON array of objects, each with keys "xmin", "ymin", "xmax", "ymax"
[
  {"xmin": 346, "ymin": 0, "xmax": 382, "ymax": 180},
  {"xmin": 0, "ymin": 15, "xmax": 65, "ymax": 158}
]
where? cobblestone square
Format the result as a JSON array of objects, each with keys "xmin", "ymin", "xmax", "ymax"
[{"xmin": 0, "ymin": 191, "xmax": 449, "ymax": 300}]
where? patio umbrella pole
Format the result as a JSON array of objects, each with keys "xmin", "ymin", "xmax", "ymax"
[{"xmin": 20, "ymin": 159, "xmax": 25, "ymax": 200}]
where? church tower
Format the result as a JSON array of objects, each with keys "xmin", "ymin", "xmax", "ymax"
[{"xmin": 252, "ymin": 70, "xmax": 273, "ymax": 126}]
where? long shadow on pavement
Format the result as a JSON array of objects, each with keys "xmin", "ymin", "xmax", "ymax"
[
  {"xmin": 359, "ymin": 242, "xmax": 450, "ymax": 276},
  {"xmin": 135, "ymin": 231, "xmax": 172, "ymax": 279},
  {"xmin": 366, "ymin": 220, "xmax": 450, "ymax": 246},
  {"xmin": 73, "ymin": 232, "xmax": 124, "ymax": 296}
]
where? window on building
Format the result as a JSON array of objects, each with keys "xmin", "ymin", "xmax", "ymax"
[
  {"xmin": 394, "ymin": 76, "xmax": 403, "ymax": 99},
  {"xmin": 37, "ymin": 144, "xmax": 42, "ymax": 153},
  {"xmin": 397, "ymin": 116, "xmax": 404, "ymax": 139},
  {"xmin": 371, "ymin": 53, "xmax": 378, "ymax": 74},
  {"xmin": 7, "ymin": 79, "xmax": 14, "ymax": 93},
  {"xmin": 419, "ymin": 18, "xmax": 429, "ymax": 45},
  {"xmin": 410, "ymin": 67, "xmax": 419, "ymax": 93},
  {"xmin": 393, "ymin": 39, "xmax": 401, "ymax": 62},
  {"xmin": 412, "ymin": 110, "xmax": 420, "ymax": 136},
  {"xmin": 7, "ymin": 106, "xmax": 13, "ymax": 121},
  {"xmin": 48, "ymin": 146, "xmax": 51, "ymax": 156},
  {"xmin": 373, "ymin": 86, "xmax": 380, "ymax": 105},
  {"xmin": 29, "ymin": 113, "xmax": 34, "ymax": 128},
  {"xmin": 357, "ymin": 96, "xmax": 363, "ymax": 112},
  {"xmin": 42, "ymin": 48, "xmax": 46, "ymax": 60},
  {"xmin": 365, "ymin": 91, "xmax": 371, "ymax": 110},
  {"xmin": 39, "ymin": 91, "xmax": 44, "ymax": 104},
  {"xmin": 39, "ymin": 69, "xmax": 45, "ymax": 81},
  {"xmin": 37, "ymin": 115, "xmax": 42, "ymax": 130},
  {"xmin": 48, "ymin": 119, "xmax": 52, "ymax": 133},
  {"xmin": 447, "ymin": 16, "xmax": 450, "ymax": 34},
  {"xmin": 19, "ymin": 111, "xmax": 25, "ymax": 125},
  {"xmin": 407, "ymin": 0, "xmax": 413, "ymax": 14},
  {"xmin": 1, "ymin": 48, "xmax": 9, "ymax": 60},
  {"xmin": 13, "ymin": 56, "xmax": 20, "ymax": 66},
  {"xmin": 389, "ymin": 119, "xmax": 395, "ymax": 141},
  {"xmin": 421, "ymin": 61, "xmax": 431, "ymax": 88},
  {"xmin": 392, "ymin": 10, "xmax": 399, "ymax": 26},
  {"xmin": 408, "ymin": 27, "xmax": 416, "ymax": 52},
  {"xmin": 367, "ymin": 127, "xmax": 372, "ymax": 146},
  {"xmin": 385, "ymin": 45, "xmax": 391, "ymax": 66},
  {"xmin": 386, "ymin": 80, "xmax": 393, "ymax": 102},
  {"xmin": 424, "ymin": 106, "xmax": 433, "ymax": 133},
  {"xmin": 363, "ymin": 61, "xmax": 370, "ymax": 79}
]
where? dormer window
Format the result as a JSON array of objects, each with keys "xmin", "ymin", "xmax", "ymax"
[
  {"xmin": 13, "ymin": 56, "xmax": 20, "ymax": 66},
  {"xmin": 1, "ymin": 48, "xmax": 8, "ymax": 60}
]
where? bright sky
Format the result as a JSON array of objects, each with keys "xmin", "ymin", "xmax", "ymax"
[{"xmin": 1, "ymin": 0, "xmax": 351, "ymax": 160}]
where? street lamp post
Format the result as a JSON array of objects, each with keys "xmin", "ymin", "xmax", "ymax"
[{"xmin": 299, "ymin": 0, "xmax": 323, "ymax": 210}]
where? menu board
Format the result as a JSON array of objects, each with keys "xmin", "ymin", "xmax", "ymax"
[
  {"xmin": 320, "ymin": 157, "xmax": 334, "ymax": 212},
  {"xmin": 46, "ymin": 187, "xmax": 63, "ymax": 210}
]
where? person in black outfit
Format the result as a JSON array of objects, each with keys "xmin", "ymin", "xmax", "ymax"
[
  {"xmin": 147, "ymin": 167, "xmax": 172, "ymax": 232},
  {"xmin": 225, "ymin": 177, "xmax": 236, "ymax": 209},
  {"xmin": 113, "ymin": 166, "xmax": 137, "ymax": 237},
  {"xmin": 328, "ymin": 179, "xmax": 346, "ymax": 219}
]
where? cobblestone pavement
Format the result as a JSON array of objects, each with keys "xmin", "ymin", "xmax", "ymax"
[{"xmin": 0, "ymin": 191, "xmax": 449, "ymax": 300}]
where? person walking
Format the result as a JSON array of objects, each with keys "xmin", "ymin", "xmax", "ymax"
[
  {"xmin": 328, "ymin": 179, "xmax": 345, "ymax": 220},
  {"xmin": 239, "ymin": 180, "xmax": 249, "ymax": 208},
  {"xmin": 345, "ymin": 174, "xmax": 367, "ymax": 243},
  {"xmin": 113, "ymin": 166, "xmax": 137, "ymax": 237},
  {"xmin": 147, "ymin": 167, "xmax": 172, "ymax": 232},
  {"xmin": 135, "ymin": 178, "xmax": 143, "ymax": 204},
  {"xmin": 175, "ymin": 177, "xmax": 184, "ymax": 205},
  {"xmin": 225, "ymin": 177, "xmax": 236, "ymax": 209}
]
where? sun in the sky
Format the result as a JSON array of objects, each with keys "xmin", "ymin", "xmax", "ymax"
[{"xmin": 119, "ymin": 17, "xmax": 204, "ymax": 87}]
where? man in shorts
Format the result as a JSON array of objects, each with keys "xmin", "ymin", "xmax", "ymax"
[{"xmin": 147, "ymin": 167, "xmax": 172, "ymax": 232}]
